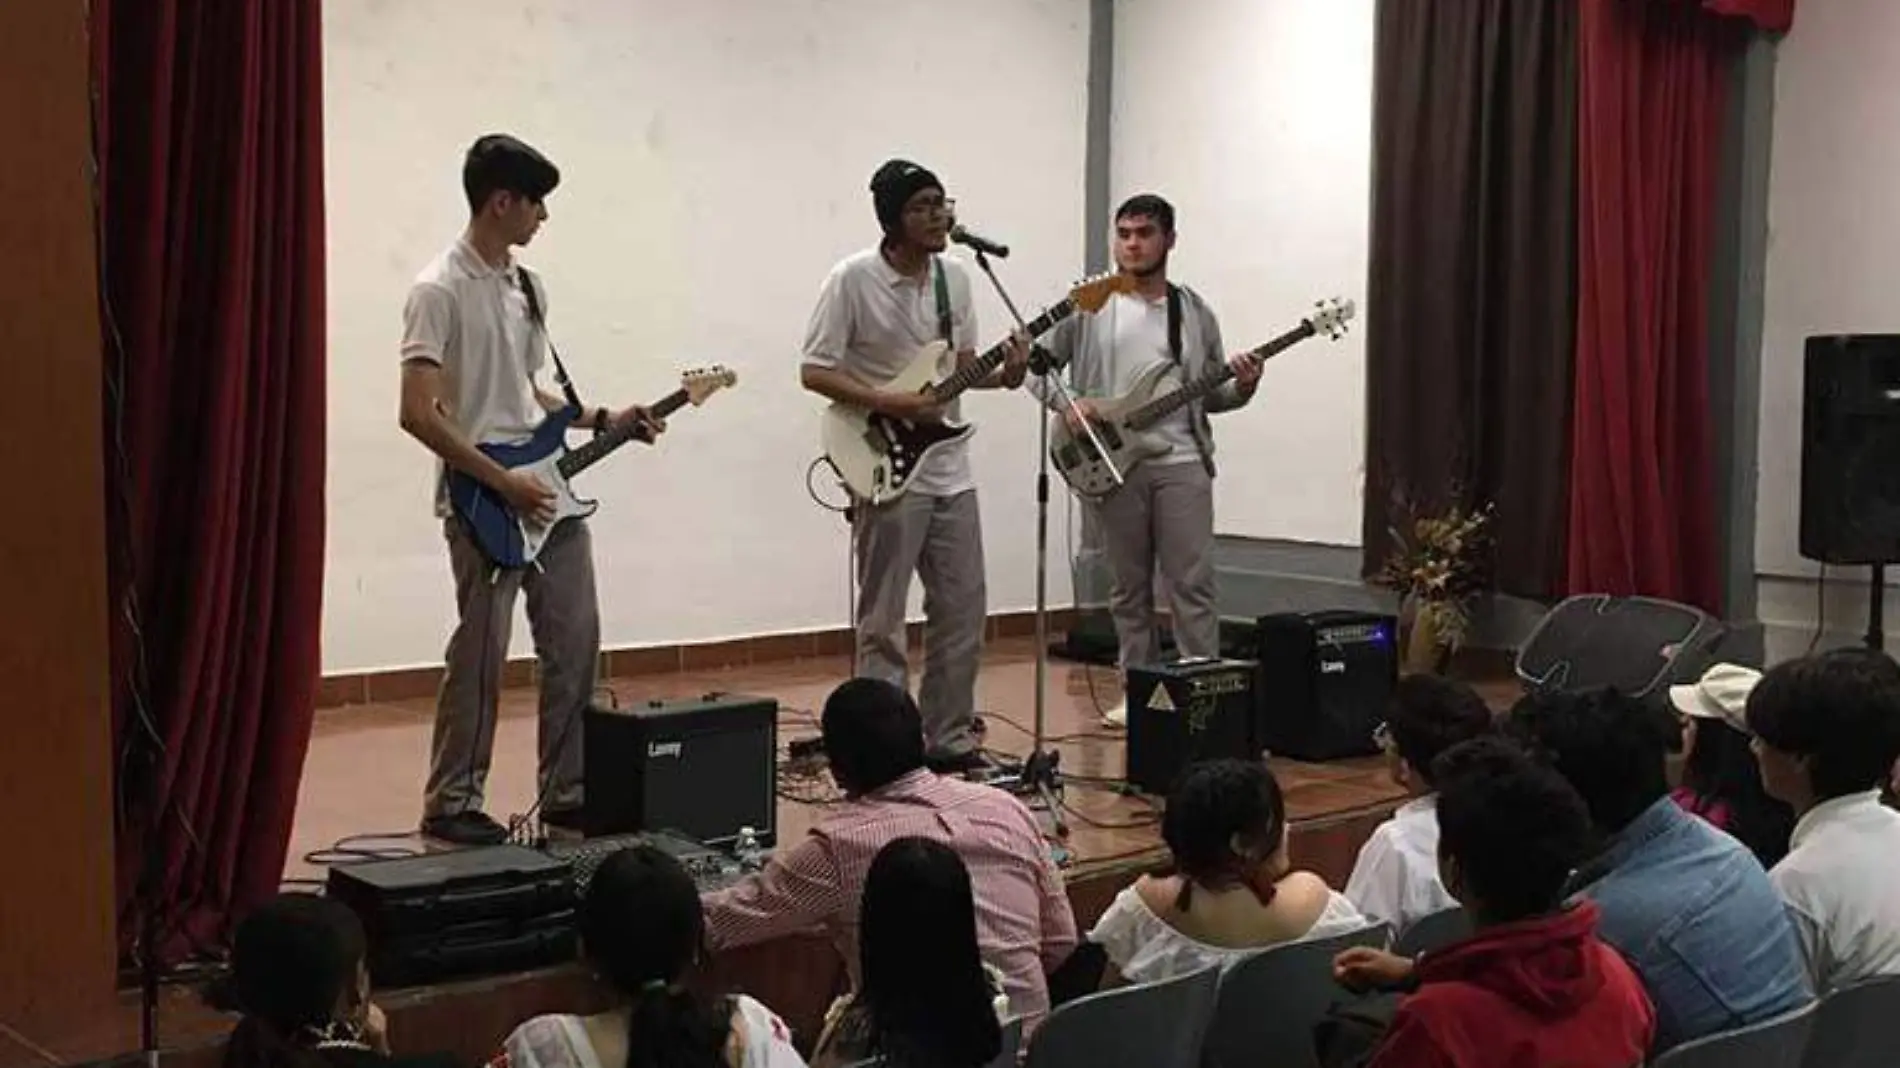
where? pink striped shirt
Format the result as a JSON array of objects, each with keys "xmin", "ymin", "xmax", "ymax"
[{"xmin": 703, "ymin": 770, "xmax": 1078, "ymax": 1026}]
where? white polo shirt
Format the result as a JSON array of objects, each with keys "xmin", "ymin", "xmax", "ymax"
[
  {"xmin": 1770, "ymin": 790, "xmax": 1900, "ymax": 994},
  {"xmin": 1343, "ymin": 793, "xmax": 1458, "ymax": 936},
  {"xmin": 801, "ymin": 247, "xmax": 978, "ymax": 498},
  {"xmin": 401, "ymin": 238, "xmax": 549, "ymax": 515}
]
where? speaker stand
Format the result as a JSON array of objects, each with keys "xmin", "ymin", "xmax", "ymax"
[{"xmin": 1867, "ymin": 565, "xmax": 1886, "ymax": 652}]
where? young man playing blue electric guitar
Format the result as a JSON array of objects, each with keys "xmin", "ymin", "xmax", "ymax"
[
  {"xmin": 800, "ymin": 159, "xmax": 1030, "ymax": 773},
  {"xmin": 397, "ymin": 134, "xmax": 664, "ymax": 845},
  {"xmin": 1037, "ymin": 195, "xmax": 1263, "ymax": 726}
]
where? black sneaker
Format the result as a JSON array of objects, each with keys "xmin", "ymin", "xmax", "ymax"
[
  {"xmin": 539, "ymin": 806, "xmax": 586, "ymax": 833},
  {"xmin": 421, "ymin": 810, "xmax": 509, "ymax": 846},
  {"xmin": 926, "ymin": 750, "xmax": 991, "ymax": 776}
]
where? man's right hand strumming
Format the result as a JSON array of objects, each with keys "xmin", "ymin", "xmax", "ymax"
[
  {"xmin": 881, "ymin": 390, "xmax": 943, "ymax": 424},
  {"xmin": 500, "ymin": 469, "xmax": 557, "ymax": 525}
]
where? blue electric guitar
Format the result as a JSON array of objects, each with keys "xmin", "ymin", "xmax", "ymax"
[{"xmin": 447, "ymin": 366, "xmax": 737, "ymax": 568}]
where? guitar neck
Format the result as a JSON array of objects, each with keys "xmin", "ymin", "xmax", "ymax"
[
  {"xmin": 1128, "ymin": 320, "xmax": 1317, "ymax": 427},
  {"xmin": 557, "ymin": 388, "xmax": 690, "ymax": 479},
  {"xmin": 930, "ymin": 298, "xmax": 1076, "ymax": 403}
]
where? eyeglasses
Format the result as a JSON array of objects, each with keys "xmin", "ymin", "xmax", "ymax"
[{"xmin": 904, "ymin": 196, "xmax": 956, "ymax": 219}]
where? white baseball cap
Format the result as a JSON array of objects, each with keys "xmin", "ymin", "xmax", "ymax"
[{"xmin": 1668, "ymin": 663, "xmax": 1762, "ymax": 735}]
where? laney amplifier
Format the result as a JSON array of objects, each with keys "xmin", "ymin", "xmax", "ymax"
[
  {"xmin": 1125, "ymin": 657, "xmax": 1259, "ymax": 794},
  {"xmin": 583, "ymin": 692, "xmax": 777, "ymax": 848},
  {"xmin": 1245, "ymin": 610, "xmax": 1397, "ymax": 762}
]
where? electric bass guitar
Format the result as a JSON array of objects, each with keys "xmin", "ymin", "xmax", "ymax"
[
  {"xmin": 448, "ymin": 365, "xmax": 737, "ymax": 568},
  {"xmin": 821, "ymin": 273, "xmax": 1137, "ymax": 504},
  {"xmin": 1050, "ymin": 297, "xmax": 1355, "ymax": 499}
]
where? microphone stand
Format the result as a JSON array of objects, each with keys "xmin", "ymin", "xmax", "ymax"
[{"xmin": 970, "ymin": 249, "xmax": 1124, "ymax": 840}]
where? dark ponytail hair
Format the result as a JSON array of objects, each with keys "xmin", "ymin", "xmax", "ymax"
[
  {"xmin": 1681, "ymin": 718, "xmax": 1796, "ymax": 866},
  {"xmin": 581, "ymin": 846, "xmax": 732, "ymax": 1068},
  {"xmin": 858, "ymin": 838, "xmax": 1003, "ymax": 1068},
  {"xmin": 212, "ymin": 894, "xmax": 369, "ymax": 1068}
]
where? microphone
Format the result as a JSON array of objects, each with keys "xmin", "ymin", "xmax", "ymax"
[{"xmin": 949, "ymin": 224, "xmax": 1010, "ymax": 259}]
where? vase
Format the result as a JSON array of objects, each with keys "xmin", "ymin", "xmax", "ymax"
[{"xmin": 1400, "ymin": 597, "xmax": 1449, "ymax": 676}]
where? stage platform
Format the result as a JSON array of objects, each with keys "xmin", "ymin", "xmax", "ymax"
[{"xmin": 21, "ymin": 639, "xmax": 1516, "ymax": 1068}]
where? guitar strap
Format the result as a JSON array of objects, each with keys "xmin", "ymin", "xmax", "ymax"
[
  {"xmin": 514, "ymin": 266, "xmax": 586, "ymax": 414},
  {"xmin": 1166, "ymin": 281, "xmax": 1218, "ymax": 478},
  {"xmin": 933, "ymin": 257, "xmax": 953, "ymax": 345},
  {"xmin": 1165, "ymin": 283, "xmax": 1184, "ymax": 368}
]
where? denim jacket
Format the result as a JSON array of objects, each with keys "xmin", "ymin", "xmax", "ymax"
[{"xmin": 1570, "ymin": 797, "xmax": 1813, "ymax": 1052}]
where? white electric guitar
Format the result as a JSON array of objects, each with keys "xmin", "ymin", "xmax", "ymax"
[
  {"xmin": 821, "ymin": 273, "xmax": 1136, "ymax": 504},
  {"xmin": 1050, "ymin": 297, "xmax": 1355, "ymax": 499}
]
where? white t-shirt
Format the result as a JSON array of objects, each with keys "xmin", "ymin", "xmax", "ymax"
[
  {"xmin": 502, "ymin": 997, "xmax": 807, "ymax": 1068},
  {"xmin": 1770, "ymin": 790, "xmax": 1900, "ymax": 995},
  {"xmin": 1088, "ymin": 884, "xmax": 1370, "ymax": 985},
  {"xmin": 800, "ymin": 247, "xmax": 979, "ymax": 497},
  {"xmin": 401, "ymin": 237, "xmax": 550, "ymax": 516},
  {"xmin": 1344, "ymin": 794, "xmax": 1458, "ymax": 936},
  {"xmin": 1079, "ymin": 291, "xmax": 1198, "ymax": 464}
]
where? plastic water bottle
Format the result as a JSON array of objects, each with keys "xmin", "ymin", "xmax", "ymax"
[{"xmin": 734, "ymin": 826, "xmax": 763, "ymax": 870}]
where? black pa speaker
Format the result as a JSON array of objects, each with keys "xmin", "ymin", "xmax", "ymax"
[
  {"xmin": 1515, "ymin": 595, "xmax": 1727, "ymax": 699},
  {"xmin": 1801, "ymin": 335, "xmax": 1900, "ymax": 565}
]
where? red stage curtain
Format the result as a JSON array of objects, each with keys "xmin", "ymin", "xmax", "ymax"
[
  {"xmin": 1565, "ymin": 0, "xmax": 1743, "ymax": 613},
  {"xmin": 91, "ymin": 0, "xmax": 326, "ymax": 963},
  {"xmin": 1703, "ymin": 0, "xmax": 1795, "ymax": 33}
]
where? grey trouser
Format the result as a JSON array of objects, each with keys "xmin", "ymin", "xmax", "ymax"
[
  {"xmin": 853, "ymin": 489, "xmax": 986, "ymax": 759},
  {"xmin": 1093, "ymin": 460, "xmax": 1219, "ymax": 674},
  {"xmin": 424, "ymin": 517, "xmax": 597, "ymax": 819}
]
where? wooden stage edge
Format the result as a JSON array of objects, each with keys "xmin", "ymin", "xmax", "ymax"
[{"xmin": 19, "ymin": 638, "xmax": 1511, "ymax": 1068}]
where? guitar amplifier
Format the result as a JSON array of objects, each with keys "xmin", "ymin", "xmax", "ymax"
[
  {"xmin": 584, "ymin": 693, "xmax": 778, "ymax": 848},
  {"xmin": 1242, "ymin": 611, "xmax": 1398, "ymax": 762},
  {"xmin": 1125, "ymin": 658, "xmax": 1259, "ymax": 795}
]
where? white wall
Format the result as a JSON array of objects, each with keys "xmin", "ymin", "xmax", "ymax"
[
  {"xmin": 1110, "ymin": 0, "xmax": 1374, "ymax": 546},
  {"xmin": 1756, "ymin": 0, "xmax": 1900, "ymax": 656},
  {"xmin": 322, "ymin": 0, "xmax": 1089, "ymax": 674}
]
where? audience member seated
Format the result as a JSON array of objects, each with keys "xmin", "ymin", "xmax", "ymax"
[
  {"xmin": 211, "ymin": 894, "xmax": 458, "ymax": 1068},
  {"xmin": 1504, "ymin": 687, "xmax": 1810, "ymax": 1052},
  {"xmin": 1667, "ymin": 663, "xmax": 1795, "ymax": 867},
  {"xmin": 1088, "ymin": 758, "xmax": 1368, "ymax": 985},
  {"xmin": 1748, "ymin": 648, "xmax": 1900, "ymax": 995},
  {"xmin": 702, "ymin": 678, "xmax": 1077, "ymax": 1029},
  {"xmin": 810, "ymin": 837, "xmax": 1009, "ymax": 1068},
  {"xmin": 1345, "ymin": 675, "xmax": 1494, "ymax": 934},
  {"xmin": 502, "ymin": 846, "xmax": 804, "ymax": 1068},
  {"xmin": 1334, "ymin": 737, "xmax": 1654, "ymax": 1068}
]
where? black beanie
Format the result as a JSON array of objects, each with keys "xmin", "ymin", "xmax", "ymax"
[{"xmin": 870, "ymin": 159, "xmax": 944, "ymax": 233}]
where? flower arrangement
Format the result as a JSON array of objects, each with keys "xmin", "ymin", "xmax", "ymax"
[{"xmin": 1373, "ymin": 495, "xmax": 1496, "ymax": 666}]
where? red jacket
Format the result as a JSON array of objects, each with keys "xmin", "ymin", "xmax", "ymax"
[{"xmin": 1367, "ymin": 902, "xmax": 1654, "ymax": 1068}]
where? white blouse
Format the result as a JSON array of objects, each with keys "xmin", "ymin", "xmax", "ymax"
[
  {"xmin": 502, "ymin": 996, "xmax": 807, "ymax": 1068},
  {"xmin": 1088, "ymin": 884, "xmax": 1372, "ymax": 985}
]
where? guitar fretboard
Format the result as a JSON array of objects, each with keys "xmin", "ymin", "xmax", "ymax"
[
  {"xmin": 557, "ymin": 388, "xmax": 691, "ymax": 478},
  {"xmin": 1124, "ymin": 320, "xmax": 1318, "ymax": 430},
  {"xmin": 928, "ymin": 298, "xmax": 1078, "ymax": 403}
]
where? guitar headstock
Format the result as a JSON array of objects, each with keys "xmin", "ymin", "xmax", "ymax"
[
  {"xmin": 681, "ymin": 365, "xmax": 738, "ymax": 405},
  {"xmin": 1069, "ymin": 272, "xmax": 1142, "ymax": 314},
  {"xmin": 1309, "ymin": 297, "xmax": 1356, "ymax": 340}
]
